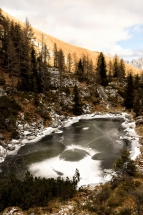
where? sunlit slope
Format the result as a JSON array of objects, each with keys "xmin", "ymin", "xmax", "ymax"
[{"xmin": 1, "ymin": 9, "xmax": 141, "ymax": 74}]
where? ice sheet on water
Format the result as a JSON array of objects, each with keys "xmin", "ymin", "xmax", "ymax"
[
  {"xmin": 1, "ymin": 112, "xmax": 141, "ymax": 186},
  {"xmin": 28, "ymin": 155, "xmax": 103, "ymax": 186}
]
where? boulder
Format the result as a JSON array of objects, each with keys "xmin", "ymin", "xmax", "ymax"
[
  {"xmin": 27, "ymin": 136, "xmax": 36, "ymax": 140},
  {"xmin": 37, "ymin": 119, "xmax": 44, "ymax": 124},
  {"xmin": 17, "ymin": 124, "xmax": 23, "ymax": 130},
  {"xmin": 0, "ymin": 133, "xmax": 4, "ymax": 140},
  {"xmin": 136, "ymin": 116, "xmax": 143, "ymax": 120},
  {"xmin": 31, "ymin": 122, "xmax": 36, "ymax": 127},
  {"xmin": 136, "ymin": 119, "xmax": 143, "ymax": 126},
  {"xmin": 1, "ymin": 207, "xmax": 25, "ymax": 215},
  {"xmin": 23, "ymin": 123, "xmax": 30, "ymax": 129},
  {"xmin": 52, "ymin": 120, "xmax": 59, "ymax": 128},
  {"xmin": 7, "ymin": 144, "xmax": 15, "ymax": 151},
  {"xmin": 23, "ymin": 131, "xmax": 31, "ymax": 136}
]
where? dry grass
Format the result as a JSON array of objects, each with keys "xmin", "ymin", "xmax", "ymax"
[{"xmin": 136, "ymin": 125, "xmax": 143, "ymax": 137}]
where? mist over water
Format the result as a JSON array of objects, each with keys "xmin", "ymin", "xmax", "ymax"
[{"xmin": 1, "ymin": 118, "xmax": 129, "ymax": 185}]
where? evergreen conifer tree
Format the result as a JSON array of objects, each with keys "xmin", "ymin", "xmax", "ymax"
[
  {"xmin": 30, "ymin": 45, "xmax": 39, "ymax": 92},
  {"xmin": 108, "ymin": 60, "xmax": 113, "ymax": 82},
  {"xmin": 119, "ymin": 58, "xmax": 126, "ymax": 79},
  {"xmin": 134, "ymin": 74, "xmax": 140, "ymax": 90},
  {"xmin": 114, "ymin": 148, "xmax": 136, "ymax": 177},
  {"xmin": 133, "ymin": 96, "xmax": 141, "ymax": 116},
  {"xmin": 58, "ymin": 49, "xmax": 65, "ymax": 106},
  {"xmin": 124, "ymin": 73, "xmax": 134, "ymax": 109},
  {"xmin": 76, "ymin": 59, "xmax": 84, "ymax": 82},
  {"xmin": 67, "ymin": 52, "xmax": 72, "ymax": 72},
  {"xmin": 53, "ymin": 43, "xmax": 58, "ymax": 67},
  {"xmin": 113, "ymin": 55, "xmax": 119, "ymax": 78},
  {"xmin": 7, "ymin": 38, "xmax": 19, "ymax": 93},
  {"xmin": 96, "ymin": 52, "xmax": 108, "ymax": 86}
]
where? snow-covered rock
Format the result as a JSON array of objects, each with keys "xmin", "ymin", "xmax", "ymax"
[
  {"xmin": 23, "ymin": 131, "xmax": 32, "ymax": 136},
  {"xmin": 27, "ymin": 135, "xmax": 36, "ymax": 140},
  {"xmin": 136, "ymin": 119, "xmax": 143, "ymax": 125}
]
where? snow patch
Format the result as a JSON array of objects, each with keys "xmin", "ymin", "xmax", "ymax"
[{"xmin": 82, "ymin": 127, "xmax": 89, "ymax": 130}]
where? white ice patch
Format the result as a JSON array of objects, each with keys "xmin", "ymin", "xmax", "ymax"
[
  {"xmin": 65, "ymin": 144, "xmax": 97, "ymax": 157},
  {"xmin": 63, "ymin": 116, "xmax": 81, "ymax": 127},
  {"xmin": 28, "ymin": 155, "xmax": 103, "ymax": 187},
  {"xmin": 82, "ymin": 127, "xmax": 89, "ymax": 130},
  {"xmin": 54, "ymin": 129, "xmax": 63, "ymax": 134}
]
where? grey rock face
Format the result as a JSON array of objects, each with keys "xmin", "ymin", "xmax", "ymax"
[{"xmin": 126, "ymin": 57, "xmax": 143, "ymax": 69}]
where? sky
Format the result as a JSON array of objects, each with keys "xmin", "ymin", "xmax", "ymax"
[{"xmin": 1, "ymin": 0, "xmax": 143, "ymax": 61}]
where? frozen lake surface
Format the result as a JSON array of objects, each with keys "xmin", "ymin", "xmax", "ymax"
[{"xmin": 1, "ymin": 116, "xmax": 139, "ymax": 186}]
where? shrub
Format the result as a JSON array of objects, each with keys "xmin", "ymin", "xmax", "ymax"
[
  {"xmin": 120, "ymin": 178, "xmax": 135, "ymax": 192},
  {"xmin": 108, "ymin": 194, "xmax": 122, "ymax": 207},
  {"xmin": 96, "ymin": 184, "xmax": 111, "ymax": 204},
  {"xmin": 113, "ymin": 149, "xmax": 137, "ymax": 177},
  {"xmin": 0, "ymin": 170, "xmax": 79, "ymax": 212},
  {"xmin": 118, "ymin": 208, "xmax": 131, "ymax": 215},
  {"xmin": 11, "ymin": 129, "xmax": 19, "ymax": 139},
  {"xmin": 64, "ymin": 86, "xmax": 70, "ymax": 95},
  {"xmin": 0, "ymin": 78, "xmax": 5, "ymax": 85},
  {"xmin": 0, "ymin": 96, "xmax": 21, "ymax": 132},
  {"xmin": 40, "ymin": 109, "xmax": 51, "ymax": 120},
  {"xmin": 24, "ymin": 112, "xmax": 31, "ymax": 121},
  {"xmin": 134, "ymin": 180, "xmax": 141, "ymax": 187}
]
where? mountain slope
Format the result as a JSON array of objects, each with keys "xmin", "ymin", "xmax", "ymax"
[{"xmin": 0, "ymin": 8, "xmax": 141, "ymax": 75}]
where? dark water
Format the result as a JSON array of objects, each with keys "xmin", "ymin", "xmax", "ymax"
[{"xmin": 1, "ymin": 118, "xmax": 130, "ymax": 185}]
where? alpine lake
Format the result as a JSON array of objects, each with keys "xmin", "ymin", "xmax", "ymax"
[{"xmin": 1, "ymin": 117, "xmax": 132, "ymax": 186}]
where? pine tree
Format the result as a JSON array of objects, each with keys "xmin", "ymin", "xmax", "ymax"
[
  {"xmin": 53, "ymin": 43, "xmax": 58, "ymax": 67},
  {"xmin": 107, "ymin": 60, "xmax": 113, "ymax": 82},
  {"xmin": 37, "ymin": 39, "xmax": 50, "ymax": 92},
  {"xmin": 113, "ymin": 55, "xmax": 119, "ymax": 78},
  {"xmin": 73, "ymin": 84, "xmax": 82, "ymax": 116},
  {"xmin": 119, "ymin": 58, "xmax": 126, "ymax": 79},
  {"xmin": 114, "ymin": 148, "xmax": 136, "ymax": 177},
  {"xmin": 1, "ymin": 16, "xmax": 10, "ymax": 68},
  {"xmin": 43, "ymin": 44, "xmax": 50, "ymax": 65},
  {"xmin": 73, "ymin": 52, "xmax": 78, "ymax": 73},
  {"xmin": 133, "ymin": 96, "xmax": 141, "ymax": 116},
  {"xmin": 82, "ymin": 54, "xmax": 89, "ymax": 81},
  {"xmin": 30, "ymin": 45, "xmax": 39, "ymax": 92},
  {"xmin": 96, "ymin": 52, "xmax": 108, "ymax": 86},
  {"xmin": 23, "ymin": 18, "xmax": 34, "ymax": 70},
  {"xmin": 7, "ymin": 38, "xmax": 19, "ymax": 92},
  {"xmin": 18, "ymin": 18, "xmax": 34, "ymax": 91},
  {"xmin": 124, "ymin": 73, "xmax": 134, "ymax": 109},
  {"xmin": 134, "ymin": 74, "xmax": 140, "ymax": 90},
  {"xmin": 58, "ymin": 49, "xmax": 65, "ymax": 106},
  {"xmin": 76, "ymin": 59, "xmax": 84, "ymax": 82},
  {"xmin": 88, "ymin": 59, "xmax": 93, "ymax": 81}
]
